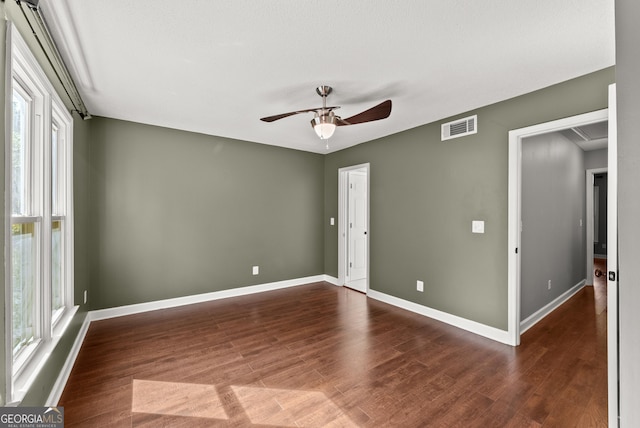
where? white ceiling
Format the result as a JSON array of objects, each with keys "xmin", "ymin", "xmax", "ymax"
[{"xmin": 40, "ymin": 0, "xmax": 615, "ymax": 154}]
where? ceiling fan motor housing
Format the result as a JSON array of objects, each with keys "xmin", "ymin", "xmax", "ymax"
[{"xmin": 316, "ymin": 86, "xmax": 332, "ymax": 97}]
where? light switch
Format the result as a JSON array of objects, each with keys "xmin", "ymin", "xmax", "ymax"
[
  {"xmin": 472, "ymin": 220, "xmax": 485, "ymax": 234},
  {"xmin": 330, "ymin": 217, "xmax": 335, "ymax": 226}
]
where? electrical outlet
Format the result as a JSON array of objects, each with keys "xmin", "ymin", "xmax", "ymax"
[
  {"xmin": 547, "ymin": 280, "xmax": 551, "ymax": 290},
  {"xmin": 252, "ymin": 266, "xmax": 259, "ymax": 275},
  {"xmin": 417, "ymin": 280, "xmax": 424, "ymax": 292},
  {"xmin": 84, "ymin": 290, "xmax": 87, "ymax": 304}
]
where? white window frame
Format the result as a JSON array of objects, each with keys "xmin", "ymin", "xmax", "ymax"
[
  {"xmin": 50, "ymin": 96, "xmax": 73, "ymax": 328},
  {"xmin": 5, "ymin": 23, "xmax": 77, "ymax": 405}
]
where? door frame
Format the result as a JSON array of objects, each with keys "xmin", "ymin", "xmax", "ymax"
[
  {"xmin": 507, "ymin": 108, "xmax": 609, "ymax": 346},
  {"xmin": 338, "ymin": 163, "xmax": 370, "ymax": 292},
  {"xmin": 606, "ymin": 83, "xmax": 619, "ymax": 428},
  {"xmin": 586, "ymin": 167, "xmax": 608, "ymax": 284}
]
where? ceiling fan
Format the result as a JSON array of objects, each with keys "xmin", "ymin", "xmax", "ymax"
[{"xmin": 260, "ymin": 86, "xmax": 392, "ymax": 141}]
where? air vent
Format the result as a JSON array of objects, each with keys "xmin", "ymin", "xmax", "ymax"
[{"xmin": 441, "ymin": 115, "xmax": 477, "ymax": 141}]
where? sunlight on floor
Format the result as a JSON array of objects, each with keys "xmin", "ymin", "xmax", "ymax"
[
  {"xmin": 131, "ymin": 379, "xmax": 228, "ymax": 420},
  {"xmin": 131, "ymin": 379, "xmax": 357, "ymax": 426},
  {"xmin": 231, "ymin": 385, "xmax": 358, "ymax": 427}
]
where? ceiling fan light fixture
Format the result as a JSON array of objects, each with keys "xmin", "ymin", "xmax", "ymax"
[
  {"xmin": 261, "ymin": 85, "xmax": 392, "ymax": 144},
  {"xmin": 311, "ymin": 113, "xmax": 337, "ymax": 140}
]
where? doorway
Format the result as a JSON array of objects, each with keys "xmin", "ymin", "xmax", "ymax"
[
  {"xmin": 587, "ymin": 169, "xmax": 608, "ymax": 284},
  {"xmin": 508, "ymin": 91, "xmax": 619, "ymax": 426},
  {"xmin": 338, "ymin": 163, "xmax": 369, "ymax": 293},
  {"xmin": 507, "ymin": 108, "xmax": 609, "ymax": 345}
]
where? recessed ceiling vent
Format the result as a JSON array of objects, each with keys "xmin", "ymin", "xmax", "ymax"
[{"xmin": 441, "ymin": 115, "xmax": 477, "ymax": 141}]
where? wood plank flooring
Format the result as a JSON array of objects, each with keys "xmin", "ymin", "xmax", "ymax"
[{"xmin": 59, "ymin": 280, "xmax": 607, "ymax": 427}]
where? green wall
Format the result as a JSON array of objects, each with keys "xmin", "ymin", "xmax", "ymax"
[
  {"xmin": 324, "ymin": 67, "xmax": 614, "ymax": 330},
  {"xmin": 90, "ymin": 117, "xmax": 325, "ymax": 309}
]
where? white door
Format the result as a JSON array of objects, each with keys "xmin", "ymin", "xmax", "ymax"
[
  {"xmin": 607, "ymin": 83, "xmax": 619, "ymax": 427},
  {"xmin": 346, "ymin": 171, "xmax": 368, "ymax": 292}
]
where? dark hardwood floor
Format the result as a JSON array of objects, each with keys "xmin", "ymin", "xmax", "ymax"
[{"xmin": 59, "ymin": 279, "xmax": 607, "ymax": 427}]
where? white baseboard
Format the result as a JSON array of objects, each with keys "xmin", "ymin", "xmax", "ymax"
[
  {"xmin": 367, "ymin": 289, "xmax": 511, "ymax": 345},
  {"xmin": 49, "ymin": 274, "xmax": 329, "ymax": 404},
  {"xmin": 49, "ymin": 275, "xmax": 513, "ymax": 405},
  {"xmin": 47, "ymin": 313, "xmax": 91, "ymax": 405},
  {"xmin": 520, "ymin": 279, "xmax": 586, "ymax": 334},
  {"xmin": 91, "ymin": 275, "xmax": 326, "ymax": 321},
  {"xmin": 323, "ymin": 275, "xmax": 341, "ymax": 286}
]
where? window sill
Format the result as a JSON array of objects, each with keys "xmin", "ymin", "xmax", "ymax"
[{"xmin": 10, "ymin": 305, "xmax": 79, "ymax": 405}]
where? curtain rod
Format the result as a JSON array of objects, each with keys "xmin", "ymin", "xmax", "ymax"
[{"xmin": 16, "ymin": 0, "xmax": 91, "ymax": 119}]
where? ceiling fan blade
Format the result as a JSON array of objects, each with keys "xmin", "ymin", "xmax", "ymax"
[
  {"xmin": 335, "ymin": 117, "xmax": 351, "ymax": 126},
  {"xmin": 260, "ymin": 106, "xmax": 340, "ymax": 122},
  {"xmin": 336, "ymin": 100, "xmax": 392, "ymax": 126}
]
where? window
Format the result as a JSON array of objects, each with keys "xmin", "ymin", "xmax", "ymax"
[{"xmin": 6, "ymin": 24, "xmax": 76, "ymax": 404}]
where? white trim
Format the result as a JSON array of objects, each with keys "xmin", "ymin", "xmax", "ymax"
[
  {"xmin": 7, "ymin": 306, "xmax": 78, "ymax": 406},
  {"xmin": 10, "ymin": 216, "xmax": 41, "ymax": 223},
  {"xmin": 507, "ymin": 124, "xmax": 522, "ymax": 346},
  {"xmin": 5, "ymin": 22, "xmax": 76, "ymax": 404},
  {"xmin": 39, "ymin": 1, "xmax": 94, "ymax": 91},
  {"xmin": 46, "ymin": 275, "xmax": 336, "ymax": 403},
  {"xmin": 90, "ymin": 275, "xmax": 326, "ymax": 321},
  {"xmin": 586, "ymin": 167, "xmax": 608, "ymax": 284},
  {"xmin": 323, "ymin": 275, "xmax": 341, "ymax": 286},
  {"xmin": 4, "ymin": 22, "xmax": 16, "ymax": 406},
  {"xmin": 520, "ymin": 279, "xmax": 586, "ymax": 334},
  {"xmin": 46, "ymin": 273, "xmax": 546, "ymax": 404},
  {"xmin": 338, "ymin": 169, "xmax": 347, "ymax": 286},
  {"xmin": 367, "ymin": 289, "xmax": 511, "ymax": 345},
  {"xmin": 337, "ymin": 163, "xmax": 370, "ymax": 291},
  {"xmin": 46, "ymin": 312, "xmax": 90, "ymax": 406},
  {"xmin": 508, "ymin": 108, "xmax": 609, "ymax": 347},
  {"xmin": 606, "ymin": 83, "xmax": 619, "ymax": 428}
]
